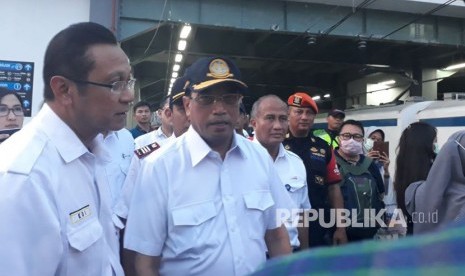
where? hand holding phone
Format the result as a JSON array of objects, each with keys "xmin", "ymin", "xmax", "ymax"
[
  {"xmin": 373, "ymin": 141, "xmax": 389, "ymax": 157},
  {"xmin": 0, "ymin": 128, "xmax": 21, "ymax": 142}
]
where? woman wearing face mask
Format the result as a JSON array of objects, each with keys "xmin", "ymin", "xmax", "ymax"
[
  {"xmin": 394, "ymin": 122, "xmax": 437, "ymax": 235},
  {"xmin": 334, "ymin": 120, "xmax": 385, "ymax": 242},
  {"xmin": 364, "ymin": 127, "xmax": 402, "ymax": 237},
  {"xmin": 364, "ymin": 128, "xmax": 390, "ymax": 182},
  {"xmin": 0, "ymin": 89, "xmax": 24, "ymax": 143}
]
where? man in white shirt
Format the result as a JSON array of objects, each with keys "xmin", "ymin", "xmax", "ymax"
[
  {"xmin": 0, "ymin": 22, "xmax": 134, "ymax": 275},
  {"xmin": 103, "ymin": 128, "xmax": 135, "ymax": 207},
  {"xmin": 124, "ymin": 56, "xmax": 292, "ymax": 275},
  {"xmin": 117, "ymin": 76, "xmax": 190, "ymax": 275},
  {"xmin": 250, "ymin": 94, "xmax": 311, "ymax": 251}
]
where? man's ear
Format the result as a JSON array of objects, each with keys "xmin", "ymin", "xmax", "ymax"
[
  {"xmin": 50, "ymin": 76, "xmax": 73, "ymax": 105},
  {"xmin": 250, "ymin": 118, "xmax": 257, "ymax": 129},
  {"xmin": 164, "ymin": 107, "xmax": 172, "ymax": 119}
]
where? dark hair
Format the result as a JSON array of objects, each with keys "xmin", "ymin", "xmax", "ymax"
[
  {"xmin": 394, "ymin": 122, "xmax": 437, "ymax": 219},
  {"xmin": 339, "ymin": 119, "xmax": 364, "ymax": 136},
  {"xmin": 369, "ymin": 129, "xmax": 385, "ymax": 141},
  {"xmin": 133, "ymin": 101, "xmax": 151, "ymax": 113},
  {"xmin": 43, "ymin": 22, "xmax": 118, "ymax": 101},
  {"xmin": 0, "ymin": 88, "xmax": 24, "ymax": 108}
]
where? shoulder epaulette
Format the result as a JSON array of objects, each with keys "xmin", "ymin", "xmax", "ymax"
[{"xmin": 134, "ymin": 142, "xmax": 161, "ymax": 159}]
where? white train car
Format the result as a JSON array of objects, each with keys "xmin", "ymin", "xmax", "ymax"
[
  {"xmin": 416, "ymin": 100, "xmax": 465, "ymax": 146},
  {"xmin": 314, "ymin": 100, "xmax": 465, "ymax": 175}
]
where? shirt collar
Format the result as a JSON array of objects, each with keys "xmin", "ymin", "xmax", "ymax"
[
  {"xmin": 39, "ymin": 104, "xmax": 110, "ymax": 164},
  {"xmin": 252, "ymin": 138, "xmax": 286, "ymax": 161},
  {"xmin": 155, "ymin": 126, "xmax": 172, "ymax": 139},
  {"xmin": 186, "ymin": 126, "xmax": 246, "ymax": 167}
]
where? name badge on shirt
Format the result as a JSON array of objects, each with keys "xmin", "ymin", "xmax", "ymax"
[{"xmin": 69, "ymin": 205, "xmax": 91, "ymax": 224}]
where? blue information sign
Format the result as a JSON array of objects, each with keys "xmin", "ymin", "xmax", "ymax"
[{"xmin": 0, "ymin": 59, "xmax": 34, "ymax": 116}]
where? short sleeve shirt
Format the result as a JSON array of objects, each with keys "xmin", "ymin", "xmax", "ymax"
[
  {"xmin": 0, "ymin": 104, "xmax": 123, "ymax": 276},
  {"xmin": 124, "ymin": 127, "xmax": 293, "ymax": 275}
]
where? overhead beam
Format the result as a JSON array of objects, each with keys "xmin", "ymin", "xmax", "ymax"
[{"xmin": 119, "ymin": 0, "xmax": 465, "ymax": 46}]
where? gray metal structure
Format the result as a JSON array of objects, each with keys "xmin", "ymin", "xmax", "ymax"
[{"xmin": 94, "ymin": 0, "xmax": 465, "ymax": 110}]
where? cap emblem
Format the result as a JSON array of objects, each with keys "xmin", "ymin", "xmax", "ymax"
[
  {"xmin": 293, "ymin": 95, "xmax": 302, "ymax": 106},
  {"xmin": 207, "ymin": 59, "xmax": 233, "ymax": 79}
]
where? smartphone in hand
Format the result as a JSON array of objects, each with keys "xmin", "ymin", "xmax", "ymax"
[
  {"xmin": 0, "ymin": 128, "xmax": 21, "ymax": 142},
  {"xmin": 373, "ymin": 141, "xmax": 389, "ymax": 157}
]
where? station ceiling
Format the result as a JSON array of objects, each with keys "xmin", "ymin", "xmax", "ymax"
[{"xmin": 119, "ymin": 1, "xmax": 465, "ymax": 111}]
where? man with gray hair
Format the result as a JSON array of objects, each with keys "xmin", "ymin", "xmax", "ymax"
[{"xmin": 250, "ymin": 94, "xmax": 311, "ymax": 251}]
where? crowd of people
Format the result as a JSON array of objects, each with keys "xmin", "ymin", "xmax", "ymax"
[{"xmin": 1, "ymin": 21, "xmax": 464, "ymax": 275}]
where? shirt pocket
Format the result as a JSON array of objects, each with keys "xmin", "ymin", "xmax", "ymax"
[
  {"xmin": 170, "ymin": 200, "xmax": 219, "ymax": 255},
  {"xmin": 67, "ymin": 219, "xmax": 103, "ymax": 252},
  {"xmin": 243, "ymin": 191, "xmax": 275, "ymax": 239},
  {"xmin": 285, "ymin": 178, "xmax": 306, "ymax": 193}
]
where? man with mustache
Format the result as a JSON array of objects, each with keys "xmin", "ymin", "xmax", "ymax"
[
  {"xmin": 250, "ymin": 94, "xmax": 311, "ymax": 252},
  {"xmin": 124, "ymin": 57, "xmax": 292, "ymax": 275},
  {"xmin": 283, "ymin": 92, "xmax": 347, "ymax": 248}
]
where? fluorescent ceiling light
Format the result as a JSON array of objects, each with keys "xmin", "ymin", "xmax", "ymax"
[
  {"xmin": 180, "ymin": 25, "xmax": 192, "ymax": 39},
  {"xmin": 170, "ymin": 78, "xmax": 175, "ymax": 84},
  {"xmin": 175, "ymin": 54, "xmax": 183, "ymax": 63},
  {"xmin": 173, "ymin": 64, "xmax": 180, "ymax": 72},
  {"xmin": 312, "ymin": 95, "xmax": 321, "ymax": 101},
  {"xmin": 366, "ymin": 64, "xmax": 390, "ymax": 68},
  {"xmin": 443, "ymin": 62, "xmax": 465, "ymax": 71},
  {"xmin": 178, "ymin": 40, "xmax": 187, "ymax": 51},
  {"xmin": 172, "ymin": 72, "xmax": 178, "ymax": 78},
  {"xmin": 323, "ymin": 94, "xmax": 330, "ymax": 98},
  {"xmin": 377, "ymin": 80, "xmax": 396, "ymax": 86}
]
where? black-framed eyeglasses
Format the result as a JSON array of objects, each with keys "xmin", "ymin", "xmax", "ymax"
[
  {"xmin": 0, "ymin": 105, "xmax": 24, "ymax": 117},
  {"xmin": 192, "ymin": 94, "xmax": 242, "ymax": 106},
  {"xmin": 69, "ymin": 78, "xmax": 136, "ymax": 94},
  {"xmin": 339, "ymin": 132, "xmax": 364, "ymax": 142}
]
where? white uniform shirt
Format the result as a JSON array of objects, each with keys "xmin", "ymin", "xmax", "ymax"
[
  {"xmin": 114, "ymin": 134, "xmax": 175, "ymax": 219},
  {"xmin": 253, "ymin": 139, "xmax": 311, "ymax": 247},
  {"xmin": 103, "ymin": 129, "xmax": 134, "ymax": 206},
  {"xmin": 124, "ymin": 126, "xmax": 293, "ymax": 276},
  {"xmin": 134, "ymin": 126, "xmax": 171, "ymax": 149},
  {"xmin": 0, "ymin": 104, "xmax": 123, "ymax": 276}
]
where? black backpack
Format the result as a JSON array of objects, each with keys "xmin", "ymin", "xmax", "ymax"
[{"xmin": 336, "ymin": 156, "xmax": 385, "ymax": 238}]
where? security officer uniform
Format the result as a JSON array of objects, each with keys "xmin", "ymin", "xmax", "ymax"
[{"xmin": 284, "ymin": 93, "xmax": 342, "ymax": 247}]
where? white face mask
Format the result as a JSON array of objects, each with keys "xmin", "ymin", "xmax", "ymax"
[
  {"xmin": 364, "ymin": 138, "xmax": 374, "ymax": 152},
  {"xmin": 433, "ymin": 142, "xmax": 440, "ymax": 154},
  {"xmin": 340, "ymin": 138, "xmax": 363, "ymax": 155}
]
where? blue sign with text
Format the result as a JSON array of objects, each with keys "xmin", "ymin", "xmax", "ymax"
[{"xmin": 0, "ymin": 59, "xmax": 34, "ymax": 116}]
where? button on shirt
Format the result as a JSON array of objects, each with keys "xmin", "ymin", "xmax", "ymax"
[
  {"xmin": 134, "ymin": 126, "xmax": 171, "ymax": 149},
  {"xmin": 253, "ymin": 139, "xmax": 311, "ymax": 247},
  {"xmin": 124, "ymin": 126, "xmax": 293, "ymax": 275},
  {"xmin": 0, "ymin": 104, "xmax": 123, "ymax": 276},
  {"xmin": 103, "ymin": 129, "xmax": 135, "ymax": 206}
]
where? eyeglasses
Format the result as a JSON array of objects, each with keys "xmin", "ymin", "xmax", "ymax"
[
  {"xmin": 0, "ymin": 105, "xmax": 24, "ymax": 117},
  {"xmin": 192, "ymin": 94, "xmax": 242, "ymax": 106},
  {"xmin": 70, "ymin": 78, "xmax": 136, "ymax": 94},
  {"xmin": 339, "ymin": 133, "xmax": 364, "ymax": 142}
]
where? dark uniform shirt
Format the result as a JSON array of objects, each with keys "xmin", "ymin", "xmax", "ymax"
[
  {"xmin": 283, "ymin": 132, "xmax": 341, "ymax": 209},
  {"xmin": 129, "ymin": 125, "xmax": 149, "ymax": 139}
]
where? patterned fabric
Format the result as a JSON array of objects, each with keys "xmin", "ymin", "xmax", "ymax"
[{"xmin": 252, "ymin": 222, "xmax": 465, "ymax": 275}]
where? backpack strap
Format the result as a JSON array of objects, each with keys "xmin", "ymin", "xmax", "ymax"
[{"xmin": 336, "ymin": 154, "xmax": 373, "ymax": 176}]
